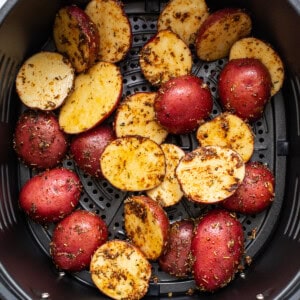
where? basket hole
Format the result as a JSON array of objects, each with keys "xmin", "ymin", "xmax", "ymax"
[{"xmin": 66, "ymin": 161, "xmax": 73, "ymax": 167}]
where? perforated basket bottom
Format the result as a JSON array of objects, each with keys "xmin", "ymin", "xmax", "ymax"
[{"xmin": 19, "ymin": 13, "xmax": 284, "ymax": 297}]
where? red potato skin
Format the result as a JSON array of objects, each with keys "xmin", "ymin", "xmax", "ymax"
[
  {"xmin": 19, "ymin": 168, "xmax": 82, "ymax": 223},
  {"xmin": 218, "ymin": 58, "xmax": 272, "ymax": 122},
  {"xmin": 13, "ymin": 110, "xmax": 68, "ymax": 170},
  {"xmin": 221, "ymin": 162, "xmax": 275, "ymax": 214},
  {"xmin": 70, "ymin": 124, "xmax": 116, "ymax": 178},
  {"xmin": 191, "ymin": 209, "xmax": 244, "ymax": 292},
  {"xmin": 50, "ymin": 210, "xmax": 108, "ymax": 272},
  {"xmin": 158, "ymin": 219, "xmax": 194, "ymax": 278},
  {"xmin": 154, "ymin": 75, "xmax": 213, "ymax": 134},
  {"xmin": 54, "ymin": 5, "xmax": 99, "ymax": 73}
]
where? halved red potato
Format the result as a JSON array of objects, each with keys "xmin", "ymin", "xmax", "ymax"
[
  {"xmin": 175, "ymin": 145, "xmax": 245, "ymax": 204},
  {"xmin": 154, "ymin": 74, "xmax": 213, "ymax": 134},
  {"xmin": 191, "ymin": 209, "xmax": 244, "ymax": 291},
  {"xmin": 196, "ymin": 112, "xmax": 254, "ymax": 162},
  {"xmin": 70, "ymin": 124, "xmax": 116, "ymax": 178},
  {"xmin": 229, "ymin": 37, "xmax": 285, "ymax": 96},
  {"xmin": 221, "ymin": 161, "xmax": 275, "ymax": 214},
  {"xmin": 13, "ymin": 110, "xmax": 68, "ymax": 170},
  {"xmin": 146, "ymin": 143, "xmax": 185, "ymax": 207},
  {"xmin": 100, "ymin": 136, "xmax": 166, "ymax": 191},
  {"xmin": 90, "ymin": 240, "xmax": 151, "ymax": 300},
  {"xmin": 218, "ymin": 58, "xmax": 272, "ymax": 122},
  {"xmin": 157, "ymin": 0, "xmax": 209, "ymax": 46},
  {"xmin": 158, "ymin": 219, "xmax": 194, "ymax": 278},
  {"xmin": 19, "ymin": 168, "xmax": 82, "ymax": 223},
  {"xmin": 114, "ymin": 92, "xmax": 168, "ymax": 144},
  {"xmin": 85, "ymin": 0, "xmax": 132, "ymax": 63},
  {"xmin": 59, "ymin": 61, "xmax": 122, "ymax": 134},
  {"xmin": 124, "ymin": 195, "xmax": 170, "ymax": 260},
  {"xmin": 53, "ymin": 5, "xmax": 99, "ymax": 73},
  {"xmin": 16, "ymin": 51, "xmax": 74, "ymax": 110},
  {"xmin": 195, "ymin": 8, "xmax": 252, "ymax": 61},
  {"xmin": 50, "ymin": 210, "xmax": 108, "ymax": 272},
  {"xmin": 139, "ymin": 29, "xmax": 192, "ymax": 86}
]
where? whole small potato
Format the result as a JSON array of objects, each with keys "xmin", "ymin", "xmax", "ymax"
[
  {"xmin": 158, "ymin": 219, "xmax": 194, "ymax": 278},
  {"xmin": 218, "ymin": 58, "xmax": 272, "ymax": 122},
  {"xmin": 221, "ymin": 161, "xmax": 275, "ymax": 214},
  {"xmin": 70, "ymin": 124, "xmax": 116, "ymax": 178},
  {"xmin": 19, "ymin": 168, "xmax": 81, "ymax": 223},
  {"xmin": 50, "ymin": 210, "xmax": 108, "ymax": 272},
  {"xmin": 13, "ymin": 110, "xmax": 68, "ymax": 169},
  {"xmin": 154, "ymin": 74, "xmax": 213, "ymax": 134},
  {"xmin": 191, "ymin": 209, "xmax": 244, "ymax": 292}
]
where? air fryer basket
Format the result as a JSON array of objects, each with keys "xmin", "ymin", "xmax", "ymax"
[{"xmin": 0, "ymin": 0, "xmax": 299, "ymax": 299}]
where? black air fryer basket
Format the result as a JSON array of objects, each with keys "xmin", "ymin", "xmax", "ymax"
[{"xmin": 0, "ymin": 0, "xmax": 299, "ymax": 299}]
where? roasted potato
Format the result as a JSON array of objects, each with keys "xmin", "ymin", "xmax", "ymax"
[
  {"xmin": 16, "ymin": 51, "xmax": 74, "ymax": 110},
  {"xmin": 124, "ymin": 195, "xmax": 170, "ymax": 260},
  {"xmin": 154, "ymin": 74, "xmax": 213, "ymax": 134},
  {"xmin": 176, "ymin": 145, "xmax": 245, "ymax": 204},
  {"xmin": 50, "ymin": 210, "xmax": 108, "ymax": 272},
  {"xmin": 100, "ymin": 136, "xmax": 166, "ymax": 191},
  {"xmin": 85, "ymin": 0, "xmax": 132, "ymax": 63},
  {"xmin": 59, "ymin": 61, "xmax": 122, "ymax": 134},
  {"xmin": 53, "ymin": 5, "xmax": 99, "ymax": 73},
  {"xmin": 195, "ymin": 8, "xmax": 252, "ymax": 61},
  {"xmin": 221, "ymin": 161, "xmax": 275, "ymax": 214},
  {"xmin": 196, "ymin": 112, "xmax": 254, "ymax": 162},
  {"xmin": 158, "ymin": 219, "xmax": 194, "ymax": 278},
  {"xmin": 19, "ymin": 168, "xmax": 81, "ymax": 223},
  {"xmin": 13, "ymin": 110, "xmax": 68, "ymax": 169},
  {"xmin": 139, "ymin": 29, "xmax": 192, "ymax": 86},
  {"xmin": 157, "ymin": 0, "xmax": 209, "ymax": 46},
  {"xmin": 114, "ymin": 92, "xmax": 168, "ymax": 144},
  {"xmin": 146, "ymin": 143, "xmax": 185, "ymax": 207},
  {"xmin": 90, "ymin": 240, "xmax": 151, "ymax": 300},
  {"xmin": 218, "ymin": 58, "xmax": 272, "ymax": 122},
  {"xmin": 191, "ymin": 209, "xmax": 244, "ymax": 291}
]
